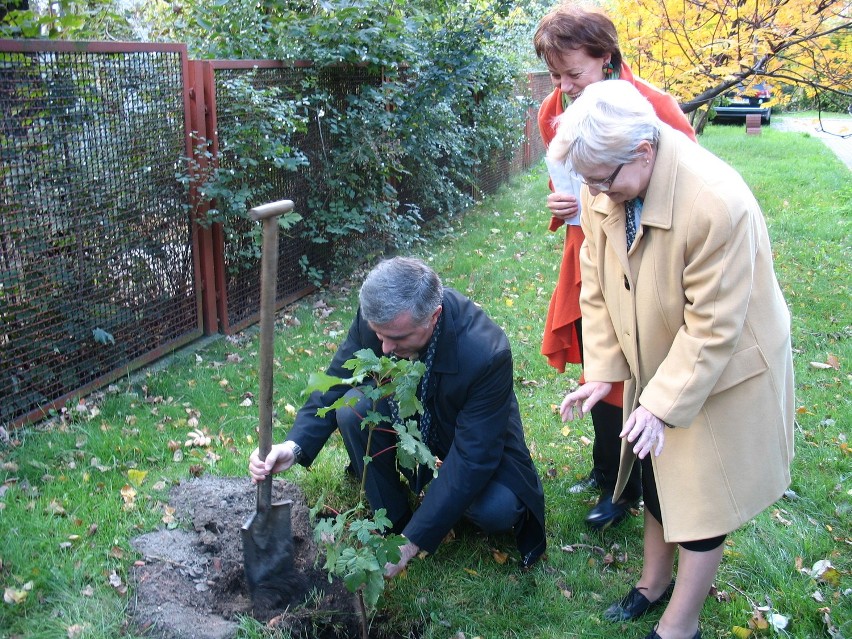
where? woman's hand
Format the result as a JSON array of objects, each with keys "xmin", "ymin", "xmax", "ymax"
[
  {"xmin": 248, "ymin": 441, "xmax": 299, "ymax": 483},
  {"xmin": 547, "ymin": 191, "xmax": 580, "ymax": 223},
  {"xmin": 621, "ymin": 406, "xmax": 666, "ymax": 458},
  {"xmin": 560, "ymin": 382, "xmax": 613, "ymax": 421}
]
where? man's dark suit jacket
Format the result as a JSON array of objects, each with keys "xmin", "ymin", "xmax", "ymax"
[{"xmin": 288, "ymin": 288, "xmax": 546, "ymax": 564}]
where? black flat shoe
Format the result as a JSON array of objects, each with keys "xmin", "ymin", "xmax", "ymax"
[
  {"xmin": 643, "ymin": 624, "xmax": 700, "ymax": 639},
  {"xmin": 585, "ymin": 493, "xmax": 636, "ymax": 530},
  {"xmin": 568, "ymin": 475, "xmax": 599, "ymax": 494},
  {"xmin": 604, "ymin": 580, "xmax": 675, "ymax": 621}
]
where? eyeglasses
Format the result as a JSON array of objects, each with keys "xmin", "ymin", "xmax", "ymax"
[{"xmin": 581, "ymin": 163, "xmax": 625, "ymax": 192}]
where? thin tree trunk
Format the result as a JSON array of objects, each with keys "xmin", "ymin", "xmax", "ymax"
[{"xmin": 357, "ymin": 589, "xmax": 369, "ymax": 639}]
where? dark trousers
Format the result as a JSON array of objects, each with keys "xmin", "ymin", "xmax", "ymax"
[
  {"xmin": 336, "ymin": 388, "xmax": 525, "ymax": 535},
  {"xmin": 591, "ymin": 401, "xmax": 642, "ymax": 502},
  {"xmin": 577, "ymin": 318, "xmax": 642, "ymax": 503}
]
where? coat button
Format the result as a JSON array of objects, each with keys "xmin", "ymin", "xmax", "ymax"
[{"xmin": 623, "ymin": 275, "xmax": 630, "ymax": 290}]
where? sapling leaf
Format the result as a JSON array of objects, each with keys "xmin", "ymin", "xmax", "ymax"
[
  {"xmin": 317, "ymin": 392, "xmax": 360, "ymax": 418},
  {"xmin": 374, "ymin": 535, "xmax": 403, "ymax": 567},
  {"xmin": 362, "ymin": 569, "xmax": 386, "ymax": 607},
  {"xmin": 308, "ymin": 344, "xmax": 430, "ymax": 618},
  {"xmin": 343, "ymin": 348, "xmax": 382, "ymax": 372},
  {"xmin": 372, "ymin": 508, "xmax": 393, "ymax": 533},
  {"xmin": 394, "ymin": 419, "xmax": 437, "ymax": 472},
  {"xmin": 304, "ymin": 371, "xmax": 352, "ymax": 395}
]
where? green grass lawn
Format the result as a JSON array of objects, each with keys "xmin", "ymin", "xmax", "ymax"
[{"xmin": 1, "ymin": 123, "xmax": 850, "ymax": 639}]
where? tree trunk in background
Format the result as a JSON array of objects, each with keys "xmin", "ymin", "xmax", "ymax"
[{"xmin": 690, "ymin": 107, "xmax": 711, "ymax": 136}]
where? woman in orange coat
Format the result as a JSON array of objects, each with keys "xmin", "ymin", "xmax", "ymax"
[{"xmin": 534, "ymin": 5, "xmax": 697, "ymax": 530}]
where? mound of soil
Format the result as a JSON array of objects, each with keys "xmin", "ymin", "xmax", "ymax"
[{"xmin": 129, "ymin": 476, "xmax": 372, "ymax": 639}]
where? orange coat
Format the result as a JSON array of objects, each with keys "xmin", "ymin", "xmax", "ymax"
[{"xmin": 539, "ymin": 63, "xmax": 697, "ymax": 407}]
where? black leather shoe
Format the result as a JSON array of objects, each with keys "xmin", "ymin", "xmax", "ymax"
[
  {"xmin": 585, "ymin": 493, "xmax": 636, "ymax": 530},
  {"xmin": 605, "ymin": 581, "xmax": 675, "ymax": 621},
  {"xmin": 643, "ymin": 624, "xmax": 700, "ymax": 639},
  {"xmin": 568, "ymin": 474, "xmax": 599, "ymax": 494}
]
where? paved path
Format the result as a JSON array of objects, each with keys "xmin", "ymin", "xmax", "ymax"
[{"xmin": 773, "ymin": 116, "xmax": 852, "ymax": 171}]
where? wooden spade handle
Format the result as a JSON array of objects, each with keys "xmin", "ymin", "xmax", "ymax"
[
  {"xmin": 249, "ymin": 200, "xmax": 293, "ymax": 511},
  {"xmin": 249, "ymin": 199, "xmax": 294, "ymax": 222}
]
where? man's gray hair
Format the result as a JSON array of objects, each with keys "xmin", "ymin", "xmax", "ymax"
[
  {"xmin": 359, "ymin": 257, "xmax": 443, "ymax": 326},
  {"xmin": 547, "ymin": 80, "xmax": 662, "ymax": 175}
]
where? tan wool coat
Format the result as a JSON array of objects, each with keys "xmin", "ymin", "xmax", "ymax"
[{"xmin": 579, "ymin": 126, "xmax": 795, "ymax": 542}]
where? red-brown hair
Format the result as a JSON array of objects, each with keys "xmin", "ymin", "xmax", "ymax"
[{"xmin": 534, "ymin": 5, "xmax": 623, "ymax": 70}]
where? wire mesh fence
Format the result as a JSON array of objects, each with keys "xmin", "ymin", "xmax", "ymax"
[
  {"xmin": 0, "ymin": 39, "xmax": 549, "ymax": 426},
  {"xmin": 207, "ymin": 63, "xmax": 354, "ymax": 333},
  {"xmin": 0, "ymin": 42, "xmax": 201, "ymax": 425}
]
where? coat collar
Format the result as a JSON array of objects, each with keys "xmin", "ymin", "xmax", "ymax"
[
  {"xmin": 587, "ymin": 125, "xmax": 681, "ymax": 234},
  {"xmin": 585, "ymin": 126, "xmax": 682, "ymax": 272},
  {"xmin": 430, "ymin": 291, "xmax": 460, "ymax": 375},
  {"xmin": 642, "ymin": 126, "xmax": 680, "ymax": 231}
]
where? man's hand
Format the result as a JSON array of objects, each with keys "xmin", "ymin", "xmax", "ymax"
[
  {"xmin": 248, "ymin": 440, "xmax": 300, "ymax": 484},
  {"xmin": 384, "ymin": 540, "xmax": 420, "ymax": 579},
  {"xmin": 620, "ymin": 406, "xmax": 666, "ymax": 459},
  {"xmin": 560, "ymin": 381, "xmax": 613, "ymax": 421}
]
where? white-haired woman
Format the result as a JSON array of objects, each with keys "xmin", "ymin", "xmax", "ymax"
[{"xmin": 554, "ymin": 80, "xmax": 794, "ymax": 639}]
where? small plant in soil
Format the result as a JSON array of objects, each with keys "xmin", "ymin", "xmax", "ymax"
[{"xmin": 305, "ymin": 349, "xmax": 436, "ymax": 639}]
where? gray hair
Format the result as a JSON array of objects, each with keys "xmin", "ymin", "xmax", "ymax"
[
  {"xmin": 547, "ymin": 80, "xmax": 662, "ymax": 175},
  {"xmin": 359, "ymin": 257, "xmax": 443, "ymax": 326}
]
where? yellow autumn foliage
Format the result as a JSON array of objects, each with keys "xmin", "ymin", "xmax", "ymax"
[{"xmin": 604, "ymin": 0, "xmax": 851, "ymax": 109}]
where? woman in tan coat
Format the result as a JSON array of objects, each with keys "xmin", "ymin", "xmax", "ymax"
[{"xmin": 554, "ymin": 80, "xmax": 794, "ymax": 639}]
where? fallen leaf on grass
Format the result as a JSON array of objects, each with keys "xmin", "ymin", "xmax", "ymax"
[
  {"xmin": 821, "ymin": 609, "xmax": 842, "ymax": 638},
  {"xmin": 771, "ymin": 509, "xmax": 792, "ymax": 525},
  {"xmin": 3, "ymin": 582, "xmax": 33, "ymax": 604},
  {"xmin": 127, "ymin": 469, "xmax": 147, "ymax": 487},
  {"xmin": 67, "ymin": 623, "xmax": 89, "ymax": 638},
  {"xmin": 748, "ymin": 609, "xmax": 769, "ymax": 631},
  {"xmin": 712, "ymin": 587, "xmax": 731, "ymax": 603},
  {"xmin": 108, "ymin": 571, "xmax": 127, "ymax": 595},
  {"xmin": 490, "ymin": 549, "xmax": 509, "ymax": 565},
  {"xmin": 46, "ymin": 499, "xmax": 67, "ymax": 516},
  {"xmin": 184, "ymin": 429, "xmax": 211, "ymax": 447},
  {"xmin": 731, "ymin": 627, "xmax": 752, "ymax": 638},
  {"xmin": 120, "ymin": 485, "xmax": 136, "ymax": 510},
  {"xmin": 768, "ymin": 613, "xmax": 789, "ymax": 630},
  {"xmin": 806, "ymin": 559, "xmax": 841, "ymax": 586},
  {"xmin": 463, "ymin": 568, "xmax": 478, "ymax": 576}
]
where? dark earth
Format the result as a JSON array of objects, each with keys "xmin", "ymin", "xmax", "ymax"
[{"xmin": 129, "ymin": 476, "xmax": 415, "ymax": 639}]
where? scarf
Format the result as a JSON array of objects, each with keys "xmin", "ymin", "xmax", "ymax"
[{"xmin": 388, "ymin": 311, "xmax": 444, "ymax": 450}]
